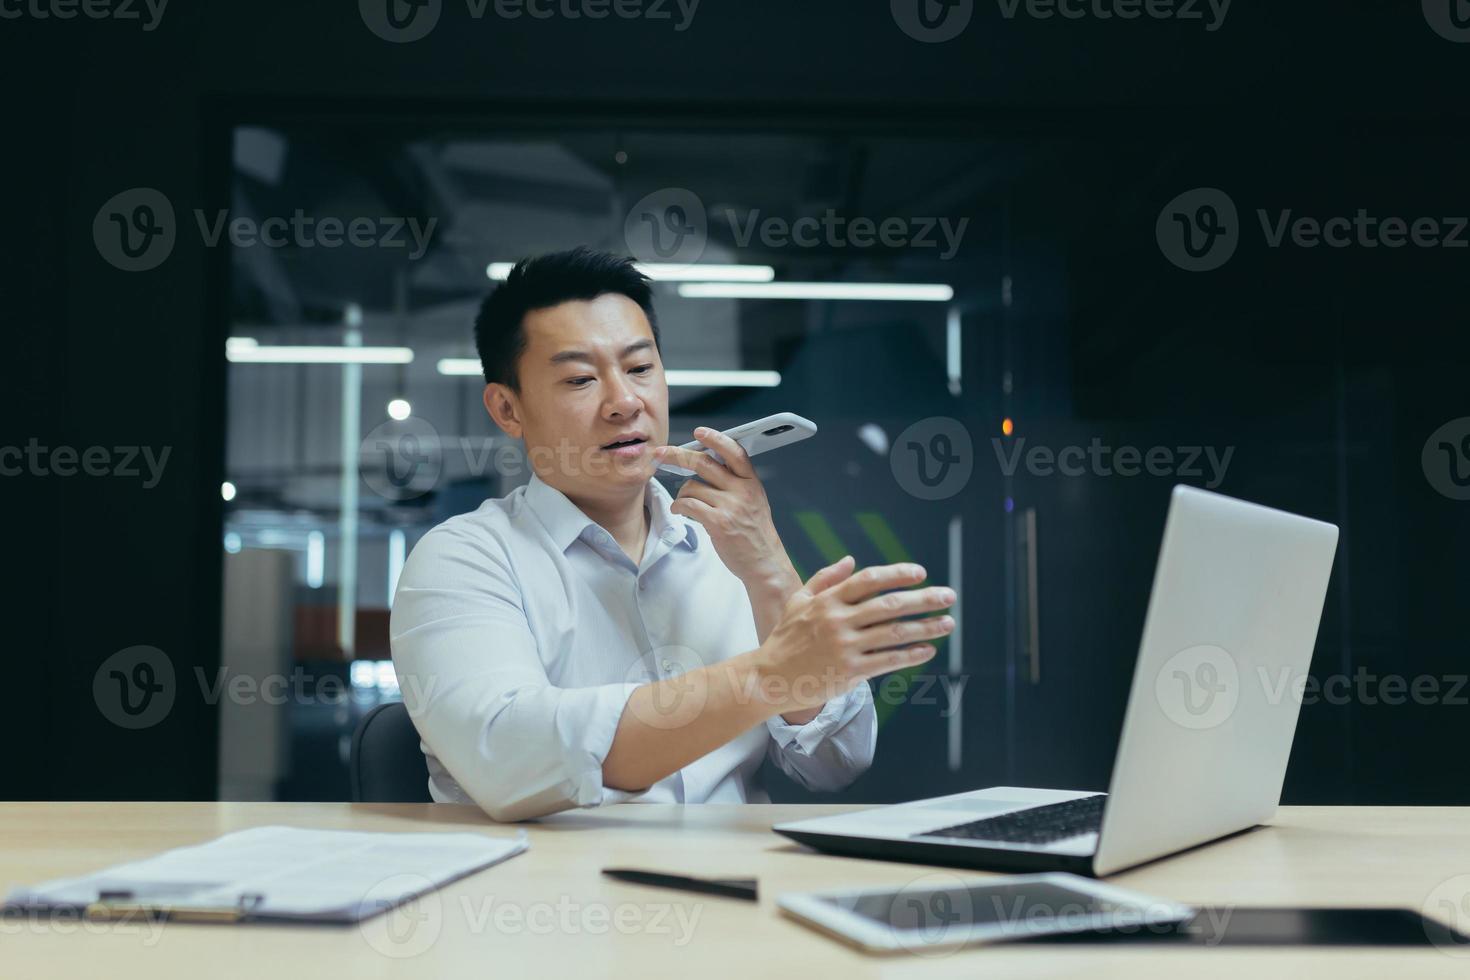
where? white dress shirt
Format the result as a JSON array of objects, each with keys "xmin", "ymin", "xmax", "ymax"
[{"xmin": 389, "ymin": 473, "xmax": 876, "ymax": 821}]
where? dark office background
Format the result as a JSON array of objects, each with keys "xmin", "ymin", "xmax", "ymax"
[{"xmin": 4, "ymin": 3, "xmax": 1467, "ymax": 807}]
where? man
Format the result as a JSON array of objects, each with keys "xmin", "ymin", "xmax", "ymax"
[{"xmin": 390, "ymin": 247, "xmax": 956, "ymax": 821}]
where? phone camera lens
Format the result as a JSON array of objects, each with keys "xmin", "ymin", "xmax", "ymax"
[{"xmin": 763, "ymin": 424, "xmax": 794, "ymax": 436}]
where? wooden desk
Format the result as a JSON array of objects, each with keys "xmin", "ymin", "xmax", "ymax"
[{"xmin": 2, "ymin": 803, "xmax": 1467, "ymax": 978}]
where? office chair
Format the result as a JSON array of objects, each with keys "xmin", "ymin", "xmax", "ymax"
[{"xmin": 349, "ymin": 701, "xmax": 434, "ymax": 803}]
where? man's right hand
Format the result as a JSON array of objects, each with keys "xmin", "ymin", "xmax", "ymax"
[{"xmin": 749, "ymin": 556, "xmax": 957, "ymax": 713}]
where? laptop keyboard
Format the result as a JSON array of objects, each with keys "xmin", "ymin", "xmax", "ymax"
[{"xmin": 916, "ymin": 794, "xmax": 1107, "ymax": 845}]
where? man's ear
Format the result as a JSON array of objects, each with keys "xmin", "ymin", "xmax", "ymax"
[{"xmin": 482, "ymin": 383, "xmax": 523, "ymax": 439}]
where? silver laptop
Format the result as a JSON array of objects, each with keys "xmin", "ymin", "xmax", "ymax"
[{"xmin": 774, "ymin": 485, "xmax": 1339, "ymax": 877}]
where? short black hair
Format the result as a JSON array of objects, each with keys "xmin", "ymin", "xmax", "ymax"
[{"xmin": 473, "ymin": 247, "xmax": 659, "ymax": 390}]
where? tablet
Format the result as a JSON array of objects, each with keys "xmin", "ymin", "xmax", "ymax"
[{"xmin": 777, "ymin": 872, "xmax": 1194, "ymax": 955}]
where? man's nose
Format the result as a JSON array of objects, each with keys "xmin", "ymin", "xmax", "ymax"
[{"xmin": 603, "ymin": 373, "xmax": 642, "ymax": 417}]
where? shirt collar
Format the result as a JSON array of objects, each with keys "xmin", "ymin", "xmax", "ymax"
[{"xmin": 524, "ymin": 474, "xmax": 699, "ymax": 555}]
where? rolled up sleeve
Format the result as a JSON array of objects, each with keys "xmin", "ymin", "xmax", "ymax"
[
  {"xmin": 764, "ymin": 681, "xmax": 876, "ymax": 791},
  {"xmin": 390, "ymin": 526, "xmax": 638, "ymax": 822}
]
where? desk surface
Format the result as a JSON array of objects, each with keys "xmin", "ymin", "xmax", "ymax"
[{"xmin": 3, "ymin": 802, "xmax": 1468, "ymax": 978}]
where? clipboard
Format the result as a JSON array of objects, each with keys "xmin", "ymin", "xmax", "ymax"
[{"xmin": 3, "ymin": 825, "xmax": 529, "ymax": 926}]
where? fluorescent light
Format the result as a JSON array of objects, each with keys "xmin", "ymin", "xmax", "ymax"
[
  {"xmin": 665, "ymin": 370, "xmax": 781, "ymax": 387},
  {"xmin": 306, "ymin": 531, "xmax": 325, "ymax": 589},
  {"xmin": 486, "ymin": 261, "xmax": 775, "ymax": 282},
  {"xmin": 677, "ymin": 282, "xmax": 954, "ymax": 302},
  {"xmin": 221, "ymin": 481, "xmax": 237, "ymax": 502},
  {"xmin": 435, "ymin": 358, "xmax": 779, "ymax": 388},
  {"xmin": 437, "ymin": 358, "xmax": 481, "ymax": 376},
  {"xmin": 227, "ymin": 343, "xmax": 414, "ymax": 364},
  {"xmin": 388, "ymin": 528, "xmax": 406, "ymax": 603}
]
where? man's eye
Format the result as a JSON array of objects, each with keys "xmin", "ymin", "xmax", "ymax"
[
  {"xmin": 567, "ymin": 377, "xmax": 594, "ymax": 387},
  {"xmin": 631, "ymin": 364, "xmax": 654, "ymax": 375}
]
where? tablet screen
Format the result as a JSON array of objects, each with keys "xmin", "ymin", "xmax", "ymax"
[{"xmin": 825, "ymin": 880, "xmax": 1125, "ymax": 934}]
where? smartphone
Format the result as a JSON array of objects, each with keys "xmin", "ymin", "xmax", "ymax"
[{"xmin": 656, "ymin": 412, "xmax": 817, "ymax": 477}]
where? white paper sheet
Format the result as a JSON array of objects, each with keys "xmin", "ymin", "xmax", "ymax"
[{"xmin": 3, "ymin": 826, "xmax": 528, "ymax": 921}]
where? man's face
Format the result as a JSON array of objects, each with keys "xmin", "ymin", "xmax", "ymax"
[{"xmin": 486, "ymin": 293, "xmax": 668, "ymax": 503}]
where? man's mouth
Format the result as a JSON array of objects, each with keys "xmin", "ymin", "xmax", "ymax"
[{"xmin": 599, "ymin": 436, "xmax": 649, "ymax": 451}]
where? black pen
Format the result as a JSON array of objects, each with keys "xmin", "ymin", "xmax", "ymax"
[{"xmin": 601, "ymin": 868, "xmax": 758, "ymax": 902}]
